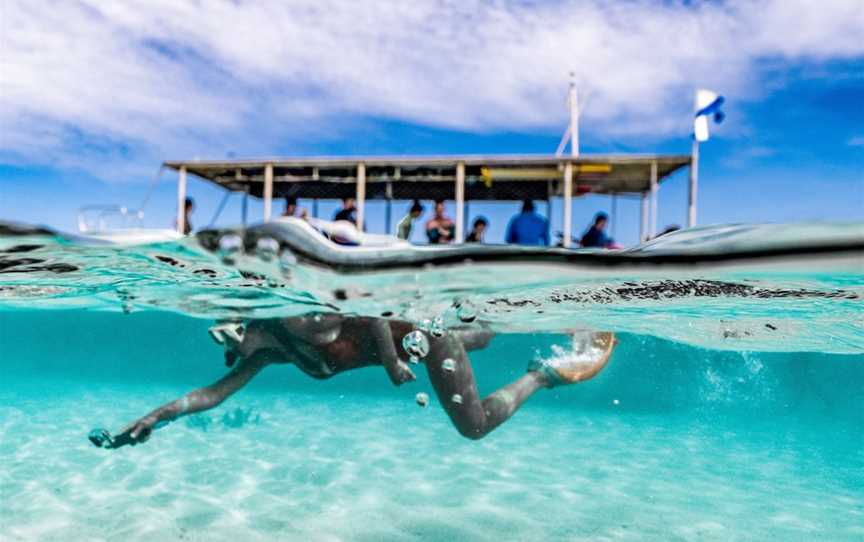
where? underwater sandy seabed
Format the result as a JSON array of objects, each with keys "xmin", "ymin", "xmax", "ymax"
[{"xmin": 1, "ymin": 311, "xmax": 862, "ymax": 541}]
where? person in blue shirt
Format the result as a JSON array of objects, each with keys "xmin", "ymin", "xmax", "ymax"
[
  {"xmin": 580, "ymin": 212, "xmax": 614, "ymax": 248},
  {"xmin": 505, "ymin": 200, "xmax": 549, "ymax": 246}
]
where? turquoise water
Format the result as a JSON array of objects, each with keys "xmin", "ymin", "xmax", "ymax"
[{"xmin": 1, "ymin": 223, "xmax": 863, "ymax": 540}]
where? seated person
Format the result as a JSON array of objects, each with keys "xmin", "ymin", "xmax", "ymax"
[
  {"xmin": 282, "ymin": 196, "xmax": 298, "ymax": 217},
  {"xmin": 580, "ymin": 212, "xmax": 615, "ymax": 248},
  {"xmin": 425, "ymin": 199, "xmax": 455, "ymax": 244},
  {"xmin": 333, "ymin": 198, "xmax": 357, "ymax": 225},
  {"xmin": 465, "ymin": 216, "xmax": 488, "ymax": 243},
  {"xmin": 396, "ymin": 200, "xmax": 424, "ymax": 240}
]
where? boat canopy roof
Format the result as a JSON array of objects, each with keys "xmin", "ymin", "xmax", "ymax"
[{"xmin": 163, "ymin": 154, "xmax": 690, "ymax": 201}]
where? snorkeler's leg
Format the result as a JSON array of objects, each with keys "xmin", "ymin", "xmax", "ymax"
[
  {"xmin": 426, "ymin": 332, "xmax": 617, "ymax": 439},
  {"xmin": 90, "ymin": 354, "xmax": 270, "ymax": 449},
  {"xmin": 424, "ymin": 336, "xmax": 547, "ymax": 440}
]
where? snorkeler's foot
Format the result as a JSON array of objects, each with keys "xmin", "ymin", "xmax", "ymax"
[{"xmin": 528, "ymin": 332, "xmax": 617, "ymax": 388}]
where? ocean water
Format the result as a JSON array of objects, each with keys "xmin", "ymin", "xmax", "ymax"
[{"xmin": 1, "ymin": 223, "xmax": 862, "ymax": 541}]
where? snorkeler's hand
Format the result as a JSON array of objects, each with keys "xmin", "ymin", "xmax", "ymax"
[
  {"xmin": 388, "ymin": 360, "xmax": 417, "ymax": 386},
  {"xmin": 122, "ymin": 414, "xmax": 159, "ymax": 444}
]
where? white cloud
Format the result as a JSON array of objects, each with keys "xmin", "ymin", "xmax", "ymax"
[
  {"xmin": 1, "ymin": 0, "xmax": 862, "ymax": 177},
  {"xmin": 848, "ymin": 136, "xmax": 864, "ymax": 147}
]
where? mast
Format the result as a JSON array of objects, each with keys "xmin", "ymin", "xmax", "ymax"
[
  {"xmin": 688, "ymin": 137, "xmax": 699, "ymax": 228},
  {"xmin": 569, "ymin": 72, "xmax": 579, "ymax": 158}
]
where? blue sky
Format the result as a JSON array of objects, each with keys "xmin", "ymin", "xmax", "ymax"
[{"xmin": 1, "ymin": 1, "xmax": 862, "ymax": 245}]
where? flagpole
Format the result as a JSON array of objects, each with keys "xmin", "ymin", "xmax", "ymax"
[
  {"xmin": 562, "ymin": 73, "xmax": 578, "ymax": 248},
  {"xmin": 688, "ymin": 136, "xmax": 699, "ymax": 228},
  {"xmin": 569, "ymin": 75, "xmax": 579, "ymax": 158}
]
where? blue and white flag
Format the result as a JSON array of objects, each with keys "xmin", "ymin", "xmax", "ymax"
[{"xmin": 693, "ymin": 89, "xmax": 725, "ymax": 142}]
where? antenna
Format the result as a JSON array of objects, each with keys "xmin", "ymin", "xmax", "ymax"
[
  {"xmin": 556, "ymin": 73, "xmax": 582, "ymax": 157},
  {"xmin": 568, "ymin": 71, "xmax": 579, "ymax": 157}
]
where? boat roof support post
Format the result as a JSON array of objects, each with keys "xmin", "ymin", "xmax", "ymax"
[
  {"xmin": 235, "ymin": 169, "xmax": 245, "ymax": 225},
  {"xmin": 385, "ymin": 181, "xmax": 393, "ymax": 234},
  {"xmin": 688, "ymin": 138, "xmax": 699, "ymax": 228},
  {"xmin": 242, "ymin": 189, "xmax": 248, "ymax": 226},
  {"xmin": 649, "ymin": 159, "xmax": 658, "ymax": 238},
  {"xmin": 640, "ymin": 191, "xmax": 649, "ymax": 243},
  {"xmin": 263, "ymin": 163, "xmax": 274, "ymax": 222},
  {"xmin": 455, "ymin": 161, "xmax": 465, "ymax": 243},
  {"xmin": 356, "ymin": 162, "xmax": 366, "ymax": 230},
  {"xmin": 562, "ymin": 161, "xmax": 573, "ymax": 247},
  {"xmin": 610, "ymin": 194, "xmax": 618, "ymax": 240},
  {"xmin": 176, "ymin": 165, "xmax": 187, "ymax": 234}
]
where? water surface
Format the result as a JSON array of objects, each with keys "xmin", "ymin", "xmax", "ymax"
[{"xmin": 1, "ymin": 222, "xmax": 862, "ymax": 541}]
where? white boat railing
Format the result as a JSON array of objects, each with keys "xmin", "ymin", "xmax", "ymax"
[{"xmin": 77, "ymin": 205, "xmax": 145, "ymax": 233}]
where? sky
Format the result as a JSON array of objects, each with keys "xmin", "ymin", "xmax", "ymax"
[{"xmin": 1, "ymin": 0, "xmax": 862, "ymax": 246}]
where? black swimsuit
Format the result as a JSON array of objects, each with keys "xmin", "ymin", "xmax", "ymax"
[
  {"xmin": 286, "ymin": 339, "xmax": 339, "ymax": 379},
  {"xmin": 257, "ymin": 319, "xmax": 338, "ymax": 379}
]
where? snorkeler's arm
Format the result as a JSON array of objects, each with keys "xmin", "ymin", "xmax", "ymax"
[
  {"xmin": 369, "ymin": 319, "xmax": 416, "ymax": 385},
  {"xmin": 120, "ymin": 355, "xmax": 269, "ymax": 442}
]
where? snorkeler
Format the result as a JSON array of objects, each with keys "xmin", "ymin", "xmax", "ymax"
[{"xmin": 89, "ymin": 315, "xmax": 615, "ymax": 448}]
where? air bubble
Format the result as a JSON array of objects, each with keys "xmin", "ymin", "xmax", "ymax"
[
  {"xmin": 279, "ymin": 249, "xmax": 298, "ymax": 271},
  {"xmin": 402, "ymin": 330, "xmax": 430, "ymax": 359},
  {"xmin": 451, "ymin": 394, "xmax": 463, "ymax": 405},
  {"xmin": 256, "ymin": 237, "xmax": 279, "ymax": 261},
  {"xmin": 418, "ymin": 319, "xmax": 432, "ymax": 332},
  {"xmin": 457, "ymin": 302, "xmax": 477, "ymax": 323},
  {"xmin": 415, "ymin": 392, "xmax": 429, "ymax": 407},
  {"xmin": 218, "ymin": 234, "xmax": 243, "ymax": 263},
  {"xmin": 430, "ymin": 316, "xmax": 446, "ymax": 338},
  {"xmin": 613, "ymin": 399, "xmax": 620, "ymax": 405},
  {"xmin": 441, "ymin": 358, "xmax": 456, "ymax": 373}
]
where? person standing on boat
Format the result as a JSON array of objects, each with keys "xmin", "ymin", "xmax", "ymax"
[
  {"xmin": 282, "ymin": 196, "xmax": 298, "ymax": 218},
  {"xmin": 176, "ymin": 197, "xmax": 194, "ymax": 235},
  {"xmin": 89, "ymin": 315, "xmax": 616, "ymax": 448},
  {"xmin": 505, "ymin": 200, "xmax": 549, "ymax": 246},
  {"xmin": 396, "ymin": 200, "xmax": 424, "ymax": 241},
  {"xmin": 580, "ymin": 212, "xmax": 615, "ymax": 248},
  {"xmin": 425, "ymin": 199, "xmax": 455, "ymax": 244},
  {"xmin": 465, "ymin": 216, "xmax": 489, "ymax": 243}
]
